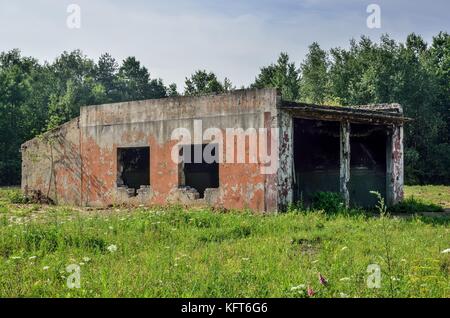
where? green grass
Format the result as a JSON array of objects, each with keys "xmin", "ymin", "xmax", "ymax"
[
  {"xmin": 0, "ymin": 187, "xmax": 448, "ymax": 298},
  {"xmin": 405, "ymin": 185, "xmax": 450, "ymax": 209},
  {"xmin": 389, "ymin": 197, "xmax": 444, "ymax": 214}
]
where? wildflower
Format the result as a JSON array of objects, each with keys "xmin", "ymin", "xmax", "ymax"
[
  {"xmin": 82, "ymin": 257, "xmax": 91, "ymax": 262},
  {"xmin": 107, "ymin": 244, "xmax": 118, "ymax": 253},
  {"xmin": 318, "ymin": 273, "xmax": 328, "ymax": 286},
  {"xmin": 307, "ymin": 286, "xmax": 315, "ymax": 297},
  {"xmin": 242, "ymin": 257, "xmax": 250, "ymax": 261},
  {"xmin": 79, "ymin": 262, "xmax": 85, "ymax": 266},
  {"xmin": 43, "ymin": 266, "xmax": 50, "ymax": 270},
  {"xmin": 441, "ymin": 248, "xmax": 450, "ymax": 254},
  {"xmin": 339, "ymin": 292, "xmax": 349, "ymax": 298},
  {"xmin": 11, "ymin": 256, "xmax": 22, "ymax": 260}
]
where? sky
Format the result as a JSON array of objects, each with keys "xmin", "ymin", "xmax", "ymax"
[{"xmin": 0, "ymin": 0, "xmax": 448, "ymax": 90}]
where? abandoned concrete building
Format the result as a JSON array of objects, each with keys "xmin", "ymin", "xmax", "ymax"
[{"xmin": 21, "ymin": 88, "xmax": 408, "ymax": 212}]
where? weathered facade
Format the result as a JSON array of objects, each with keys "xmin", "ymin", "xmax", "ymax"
[{"xmin": 21, "ymin": 89, "xmax": 408, "ymax": 212}]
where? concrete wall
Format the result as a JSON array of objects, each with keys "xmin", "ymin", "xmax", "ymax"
[
  {"xmin": 21, "ymin": 118, "xmax": 82, "ymax": 205},
  {"xmin": 22, "ymin": 89, "xmax": 283, "ymax": 212}
]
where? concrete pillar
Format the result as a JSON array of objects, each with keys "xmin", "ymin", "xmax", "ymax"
[
  {"xmin": 340, "ymin": 121, "xmax": 351, "ymax": 206},
  {"xmin": 386, "ymin": 125, "xmax": 404, "ymax": 206},
  {"xmin": 276, "ymin": 110, "xmax": 293, "ymax": 211}
]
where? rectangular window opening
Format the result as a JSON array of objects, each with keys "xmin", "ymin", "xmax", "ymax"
[
  {"xmin": 180, "ymin": 144, "xmax": 219, "ymax": 198},
  {"xmin": 117, "ymin": 147, "xmax": 150, "ymax": 196}
]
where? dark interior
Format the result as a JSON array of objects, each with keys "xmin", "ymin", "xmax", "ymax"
[
  {"xmin": 349, "ymin": 124, "xmax": 387, "ymax": 207},
  {"xmin": 293, "ymin": 118, "xmax": 341, "ymax": 205},
  {"xmin": 181, "ymin": 144, "xmax": 219, "ymax": 198},
  {"xmin": 293, "ymin": 119, "xmax": 388, "ymax": 208},
  {"xmin": 117, "ymin": 147, "xmax": 150, "ymax": 194}
]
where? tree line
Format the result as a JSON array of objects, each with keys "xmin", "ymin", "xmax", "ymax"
[{"xmin": 0, "ymin": 32, "xmax": 448, "ymax": 185}]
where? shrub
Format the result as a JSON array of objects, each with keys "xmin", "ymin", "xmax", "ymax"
[
  {"xmin": 5, "ymin": 189, "xmax": 27, "ymax": 204},
  {"xmin": 311, "ymin": 192, "xmax": 345, "ymax": 214}
]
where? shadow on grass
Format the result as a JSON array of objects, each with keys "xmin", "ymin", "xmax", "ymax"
[
  {"xmin": 388, "ymin": 197, "xmax": 444, "ymax": 214},
  {"xmin": 412, "ymin": 215, "xmax": 450, "ymax": 226}
]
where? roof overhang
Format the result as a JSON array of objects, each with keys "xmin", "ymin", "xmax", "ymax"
[{"xmin": 281, "ymin": 101, "xmax": 411, "ymax": 125}]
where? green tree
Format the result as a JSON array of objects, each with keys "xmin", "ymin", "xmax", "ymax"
[
  {"xmin": 0, "ymin": 50, "xmax": 39, "ymax": 184},
  {"xmin": 94, "ymin": 53, "xmax": 122, "ymax": 103},
  {"xmin": 299, "ymin": 43, "xmax": 331, "ymax": 104},
  {"xmin": 167, "ymin": 83, "xmax": 179, "ymax": 97},
  {"xmin": 45, "ymin": 50, "xmax": 106, "ymax": 129},
  {"xmin": 251, "ymin": 52, "xmax": 300, "ymax": 101},
  {"xmin": 118, "ymin": 57, "xmax": 167, "ymax": 101},
  {"xmin": 184, "ymin": 70, "xmax": 230, "ymax": 96}
]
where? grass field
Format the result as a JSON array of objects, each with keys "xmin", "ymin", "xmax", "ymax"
[
  {"xmin": 0, "ymin": 186, "xmax": 449, "ymax": 298},
  {"xmin": 405, "ymin": 185, "xmax": 450, "ymax": 209}
]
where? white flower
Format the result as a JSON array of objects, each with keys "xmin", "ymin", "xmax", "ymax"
[
  {"xmin": 79, "ymin": 262, "xmax": 85, "ymax": 266},
  {"xmin": 107, "ymin": 244, "xmax": 118, "ymax": 253},
  {"xmin": 339, "ymin": 292, "xmax": 349, "ymax": 298},
  {"xmin": 11, "ymin": 256, "xmax": 22, "ymax": 260},
  {"xmin": 441, "ymin": 248, "xmax": 450, "ymax": 254},
  {"xmin": 242, "ymin": 257, "xmax": 250, "ymax": 261},
  {"xmin": 82, "ymin": 257, "xmax": 91, "ymax": 262},
  {"xmin": 43, "ymin": 266, "xmax": 50, "ymax": 270}
]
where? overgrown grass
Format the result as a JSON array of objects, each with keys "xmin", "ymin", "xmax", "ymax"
[
  {"xmin": 0, "ymin": 187, "xmax": 27, "ymax": 204},
  {"xmin": 0, "ymin": 187, "xmax": 449, "ymax": 298}
]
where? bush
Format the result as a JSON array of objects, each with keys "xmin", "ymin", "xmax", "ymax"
[
  {"xmin": 311, "ymin": 192, "xmax": 346, "ymax": 214},
  {"xmin": 4, "ymin": 189, "xmax": 27, "ymax": 204},
  {"xmin": 389, "ymin": 197, "xmax": 444, "ymax": 213}
]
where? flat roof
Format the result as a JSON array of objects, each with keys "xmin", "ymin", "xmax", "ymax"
[{"xmin": 281, "ymin": 101, "xmax": 411, "ymax": 125}]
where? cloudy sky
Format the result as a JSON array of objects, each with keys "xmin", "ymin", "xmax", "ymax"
[{"xmin": 0, "ymin": 0, "xmax": 448, "ymax": 89}]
